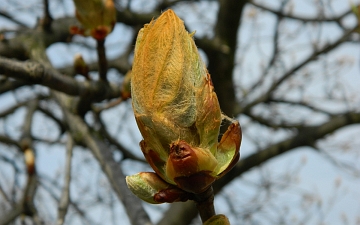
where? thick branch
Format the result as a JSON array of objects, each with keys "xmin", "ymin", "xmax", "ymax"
[
  {"xmin": 0, "ymin": 17, "xmax": 75, "ymax": 60},
  {"xmin": 0, "ymin": 56, "xmax": 121, "ymax": 101},
  {"xmin": 206, "ymin": 0, "xmax": 247, "ymax": 116},
  {"xmin": 116, "ymin": 9, "xmax": 157, "ymax": 26}
]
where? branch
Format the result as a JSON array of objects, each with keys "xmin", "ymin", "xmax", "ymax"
[
  {"xmin": 1, "ymin": 102, "xmax": 39, "ymax": 224},
  {"xmin": 243, "ymin": 110, "xmax": 305, "ymax": 129},
  {"xmin": 97, "ymin": 39, "xmax": 108, "ymax": 81},
  {"xmin": 239, "ymin": 25, "xmax": 358, "ymax": 114},
  {"xmin": 39, "ymin": 176, "xmax": 92, "ymax": 224},
  {"xmin": 249, "ymin": 1, "xmax": 352, "ymax": 23},
  {"xmin": 214, "ymin": 111, "xmax": 360, "ymax": 193},
  {"xmin": 53, "ymin": 92, "xmax": 153, "ymax": 225},
  {"xmin": 37, "ymin": 104, "xmax": 67, "ymax": 135},
  {"xmin": 268, "ymin": 98, "xmax": 335, "ymax": 116},
  {"xmin": 57, "ymin": 53, "xmax": 131, "ymax": 77},
  {"xmin": 95, "ymin": 113, "xmax": 146, "ymax": 162},
  {"xmin": 194, "ymin": 187, "xmax": 215, "ymax": 223},
  {"xmin": 0, "ymin": 10, "xmax": 28, "ymax": 27},
  {"xmin": 0, "ymin": 78, "xmax": 28, "ymax": 94},
  {"xmin": 246, "ymin": 2, "xmax": 286, "ymax": 93},
  {"xmin": 0, "ymin": 56, "xmax": 121, "ymax": 101},
  {"xmin": 56, "ymin": 134, "xmax": 73, "ymax": 225},
  {"xmin": 42, "ymin": 0, "xmax": 53, "ymax": 31},
  {"xmin": 115, "ymin": 8, "xmax": 158, "ymax": 26},
  {"xmin": 205, "ymin": 0, "xmax": 247, "ymax": 117}
]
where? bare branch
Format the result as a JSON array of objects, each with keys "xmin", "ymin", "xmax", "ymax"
[
  {"xmin": 239, "ymin": 25, "xmax": 357, "ymax": 114},
  {"xmin": 214, "ymin": 111, "xmax": 360, "ymax": 193},
  {"xmin": 39, "ymin": 176, "xmax": 92, "ymax": 223},
  {"xmin": 97, "ymin": 39, "xmax": 108, "ymax": 81},
  {"xmin": 0, "ymin": 56, "xmax": 121, "ymax": 100},
  {"xmin": 95, "ymin": 113, "xmax": 146, "ymax": 162},
  {"xmin": 0, "ymin": 101, "xmax": 39, "ymax": 224},
  {"xmin": 0, "ymin": 10, "xmax": 28, "ymax": 27},
  {"xmin": 53, "ymin": 92, "xmax": 153, "ymax": 225},
  {"xmin": 268, "ymin": 98, "xmax": 335, "ymax": 116},
  {"xmin": 243, "ymin": 110, "xmax": 304, "ymax": 129},
  {"xmin": 56, "ymin": 134, "xmax": 73, "ymax": 225},
  {"xmin": 0, "ymin": 79, "xmax": 28, "ymax": 94},
  {"xmin": 249, "ymin": 1, "xmax": 352, "ymax": 23},
  {"xmin": 0, "ymin": 135, "xmax": 21, "ymax": 149},
  {"xmin": 42, "ymin": 0, "xmax": 53, "ymax": 31}
]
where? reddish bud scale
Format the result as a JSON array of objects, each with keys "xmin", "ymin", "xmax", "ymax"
[
  {"xmin": 168, "ymin": 141, "xmax": 199, "ymax": 176},
  {"xmin": 174, "ymin": 171, "xmax": 216, "ymax": 194},
  {"xmin": 154, "ymin": 188, "xmax": 192, "ymax": 203}
]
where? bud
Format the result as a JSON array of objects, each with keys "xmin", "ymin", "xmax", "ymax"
[
  {"xmin": 166, "ymin": 140, "xmax": 218, "ymax": 193},
  {"xmin": 24, "ymin": 148, "xmax": 35, "ymax": 175},
  {"xmin": 128, "ymin": 9, "xmax": 241, "ymax": 196},
  {"xmin": 203, "ymin": 215, "xmax": 230, "ymax": 225},
  {"xmin": 72, "ymin": 0, "xmax": 116, "ymax": 40},
  {"xmin": 73, "ymin": 54, "xmax": 89, "ymax": 79},
  {"xmin": 126, "ymin": 172, "xmax": 191, "ymax": 204}
]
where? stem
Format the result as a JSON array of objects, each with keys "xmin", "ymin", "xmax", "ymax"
[
  {"xmin": 97, "ymin": 39, "xmax": 108, "ymax": 81},
  {"xmin": 42, "ymin": 0, "xmax": 53, "ymax": 31},
  {"xmin": 194, "ymin": 186, "xmax": 215, "ymax": 223}
]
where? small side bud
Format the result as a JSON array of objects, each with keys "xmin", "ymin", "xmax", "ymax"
[
  {"xmin": 24, "ymin": 148, "xmax": 35, "ymax": 175},
  {"xmin": 203, "ymin": 214, "xmax": 230, "ymax": 225},
  {"xmin": 73, "ymin": 54, "xmax": 89, "ymax": 79}
]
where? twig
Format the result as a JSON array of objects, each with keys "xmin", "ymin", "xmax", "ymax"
[
  {"xmin": 194, "ymin": 186, "xmax": 215, "ymax": 223},
  {"xmin": 94, "ymin": 113, "xmax": 146, "ymax": 162},
  {"xmin": 56, "ymin": 134, "xmax": 73, "ymax": 225},
  {"xmin": 97, "ymin": 39, "xmax": 108, "ymax": 81},
  {"xmin": 92, "ymin": 97, "xmax": 124, "ymax": 113},
  {"xmin": 42, "ymin": 0, "xmax": 53, "ymax": 31},
  {"xmin": 249, "ymin": 1, "xmax": 352, "ymax": 23},
  {"xmin": 0, "ymin": 56, "xmax": 121, "ymax": 99},
  {"xmin": 239, "ymin": 25, "xmax": 358, "ymax": 114},
  {"xmin": 0, "ymin": 10, "xmax": 28, "ymax": 27},
  {"xmin": 39, "ymin": 175, "xmax": 91, "ymax": 223},
  {"xmin": 214, "ymin": 111, "xmax": 360, "ymax": 194},
  {"xmin": 53, "ymin": 92, "xmax": 153, "ymax": 225},
  {"xmin": 0, "ymin": 79, "xmax": 27, "ymax": 94}
]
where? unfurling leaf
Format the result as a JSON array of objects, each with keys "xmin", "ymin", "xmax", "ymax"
[{"xmin": 126, "ymin": 172, "xmax": 191, "ymax": 204}]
